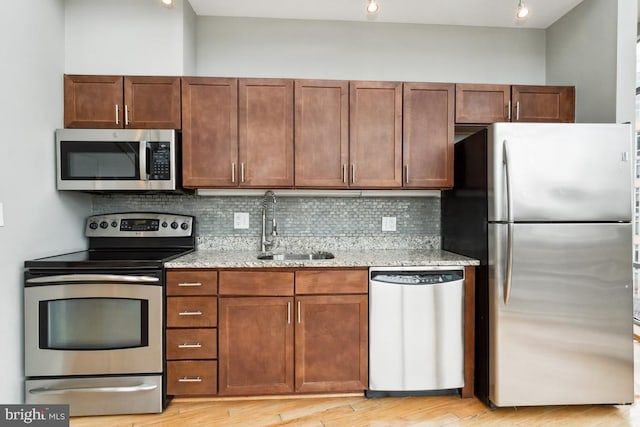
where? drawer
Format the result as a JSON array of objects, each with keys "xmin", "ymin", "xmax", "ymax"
[
  {"xmin": 219, "ymin": 271, "xmax": 294, "ymax": 296},
  {"xmin": 166, "ymin": 329, "xmax": 217, "ymax": 360},
  {"xmin": 296, "ymin": 269, "xmax": 368, "ymax": 295},
  {"xmin": 166, "ymin": 360, "xmax": 217, "ymax": 396},
  {"xmin": 167, "ymin": 270, "xmax": 218, "ymax": 296},
  {"xmin": 167, "ymin": 297, "xmax": 217, "ymax": 327}
]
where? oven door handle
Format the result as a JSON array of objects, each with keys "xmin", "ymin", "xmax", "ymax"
[
  {"xmin": 28, "ymin": 383, "xmax": 158, "ymax": 395},
  {"xmin": 26, "ymin": 274, "xmax": 160, "ymax": 284}
]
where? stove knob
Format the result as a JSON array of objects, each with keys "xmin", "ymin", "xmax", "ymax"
[
  {"xmin": 89, "ymin": 221, "xmax": 98, "ymax": 230},
  {"xmin": 181, "ymin": 222, "xmax": 189, "ymax": 230},
  {"xmin": 170, "ymin": 221, "xmax": 179, "ymax": 230},
  {"xmin": 111, "ymin": 221, "xmax": 118, "ymax": 228},
  {"xmin": 161, "ymin": 221, "xmax": 168, "ymax": 228},
  {"xmin": 99, "ymin": 221, "xmax": 108, "ymax": 229}
]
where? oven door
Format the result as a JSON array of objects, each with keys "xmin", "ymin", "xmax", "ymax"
[{"xmin": 25, "ymin": 274, "xmax": 162, "ymax": 377}]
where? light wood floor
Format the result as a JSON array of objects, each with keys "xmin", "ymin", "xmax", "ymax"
[{"xmin": 70, "ymin": 341, "xmax": 640, "ymax": 427}]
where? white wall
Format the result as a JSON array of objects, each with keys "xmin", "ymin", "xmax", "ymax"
[
  {"xmin": 615, "ymin": 0, "xmax": 637, "ymax": 125},
  {"xmin": 0, "ymin": 0, "xmax": 90, "ymax": 403},
  {"xmin": 546, "ymin": 0, "xmax": 622, "ymax": 122},
  {"xmin": 196, "ymin": 17, "xmax": 546, "ymax": 83},
  {"xmin": 65, "ymin": 0, "xmax": 192, "ymax": 75}
]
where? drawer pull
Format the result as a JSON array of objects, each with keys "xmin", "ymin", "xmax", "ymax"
[
  {"xmin": 178, "ymin": 377, "xmax": 202, "ymax": 383},
  {"xmin": 178, "ymin": 282, "xmax": 203, "ymax": 287},
  {"xmin": 178, "ymin": 343, "xmax": 203, "ymax": 349},
  {"xmin": 179, "ymin": 311, "xmax": 203, "ymax": 316}
]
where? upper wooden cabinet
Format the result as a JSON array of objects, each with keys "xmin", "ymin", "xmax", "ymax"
[
  {"xmin": 182, "ymin": 77, "xmax": 238, "ymax": 188},
  {"xmin": 64, "ymin": 74, "xmax": 181, "ymax": 129},
  {"xmin": 294, "ymin": 80, "xmax": 349, "ymax": 188},
  {"xmin": 349, "ymin": 81, "xmax": 403, "ymax": 188},
  {"xmin": 511, "ymin": 85, "xmax": 575, "ymax": 123},
  {"xmin": 403, "ymin": 83, "xmax": 455, "ymax": 189},
  {"xmin": 455, "ymin": 83, "xmax": 575, "ymax": 124},
  {"xmin": 239, "ymin": 79, "xmax": 294, "ymax": 188}
]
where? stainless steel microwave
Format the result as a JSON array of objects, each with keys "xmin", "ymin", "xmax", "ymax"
[{"xmin": 55, "ymin": 128, "xmax": 180, "ymax": 191}]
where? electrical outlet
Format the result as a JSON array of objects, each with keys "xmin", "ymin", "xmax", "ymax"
[
  {"xmin": 234, "ymin": 212, "xmax": 249, "ymax": 229},
  {"xmin": 381, "ymin": 216, "xmax": 396, "ymax": 232}
]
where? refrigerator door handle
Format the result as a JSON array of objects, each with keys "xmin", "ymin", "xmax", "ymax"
[
  {"xmin": 505, "ymin": 223, "xmax": 513, "ymax": 304},
  {"xmin": 503, "ymin": 140, "xmax": 513, "ymax": 304}
]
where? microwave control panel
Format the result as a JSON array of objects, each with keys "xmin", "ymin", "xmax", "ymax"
[{"xmin": 148, "ymin": 142, "xmax": 171, "ymax": 180}]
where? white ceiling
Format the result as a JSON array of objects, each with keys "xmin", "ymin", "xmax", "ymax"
[{"xmin": 187, "ymin": 0, "xmax": 586, "ymax": 29}]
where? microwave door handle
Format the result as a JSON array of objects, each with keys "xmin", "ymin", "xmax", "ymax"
[{"xmin": 139, "ymin": 141, "xmax": 148, "ymax": 180}]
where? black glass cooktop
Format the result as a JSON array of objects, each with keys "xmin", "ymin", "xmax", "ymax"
[{"xmin": 24, "ymin": 249, "xmax": 193, "ymax": 269}]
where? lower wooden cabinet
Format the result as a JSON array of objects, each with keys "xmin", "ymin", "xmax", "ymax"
[
  {"xmin": 217, "ymin": 269, "xmax": 369, "ymax": 396},
  {"xmin": 166, "ymin": 360, "xmax": 217, "ymax": 395}
]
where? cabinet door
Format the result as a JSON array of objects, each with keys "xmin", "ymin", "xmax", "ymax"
[
  {"xmin": 511, "ymin": 85, "xmax": 575, "ymax": 123},
  {"xmin": 294, "ymin": 80, "xmax": 349, "ymax": 188},
  {"xmin": 239, "ymin": 79, "xmax": 294, "ymax": 187},
  {"xmin": 64, "ymin": 74, "xmax": 123, "ymax": 128},
  {"xmin": 403, "ymin": 83, "xmax": 455, "ymax": 188},
  {"xmin": 295, "ymin": 295, "xmax": 368, "ymax": 393},
  {"xmin": 182, "ymin": 77, "xmax": 238, "ymax": 188},
  {"xmin": 455, "ymin": 83, "xmax": 511, "ymax": 124},
  {"xmin": 218, "ymin": 297, "xmax": 294, "ymax": 395},
  {"xmin": 124, "ymin": 76, "xmax": 181, "ymax": 129},
  {"xmin": 349, "ymin": 81, "xmax": 402, "ymax": 188}
]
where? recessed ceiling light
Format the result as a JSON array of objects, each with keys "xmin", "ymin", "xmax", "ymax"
[
  {"xmin": 366, "ymin": 0, "xmax": 380, "ymax": 15},
  {"xmin": 161, "ymin": 0, "xmax": 174, "ymax": 8}
]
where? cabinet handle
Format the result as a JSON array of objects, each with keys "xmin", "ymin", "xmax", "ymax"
[
  {"xmin": 178, "ymin": 343, "xmax": 203, "ymax": 349},
  {"xmin": 507, "ymin": 100, "xmax": 512, "ymax": 121},
  {"xmin": 177, "ymin": 282, "xmax": 203, "ymax": 287},
  {"xmin": 342, "ymin": 164, "xmax": 347, "ymax": 184},
  {"xmin": 179, "ymin": 311, "xmax": 203, "ymax": 316},
  {"xmin": 241, "ymin": 163, "xmax": 245, "ymax": 183},
  {"xmin": 115, "ymin": 105, "xmax": 119, "ymax": 125},
  {"xmin": 515, "ymin": 101, "xmax": 520, "ymax": 121},
  {"xmin": 231, "ymin": 162, "xmax": 236, "ymax": 183},
  {"xmin": 287, "ymin": 302, "xmax": 291, "ymax": 324},
  {"xmin": 124, "ymin": 104, "xmax": 129, "ymax": 126},
  {"xmin": 404, "ymin": 165, "xmax": 409, "ymax": 184},
  {"xmin": 351, "ymin": 164, "xmax": 356, "ymax": 184},
  {"xmin": 178, "ymin": 377, "xmax": 202, "ymax": 383},
  {"xmin": 297, "ymin": 300, "xmax": 301, "ymax": 324}
]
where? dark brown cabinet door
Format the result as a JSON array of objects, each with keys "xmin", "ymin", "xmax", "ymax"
[
  {"xmin": 511, "ymin": 85, "xmax": 575, "ymax": 123},
  {"xmin": 349, "ymin": 81, "xmax": 402, "ymax": 188},
  {"xmin": 182, "ymin": 77, "xmax": 238, "ymax": 188},
  {"xmin": 294, "ymin": 80, "xmax": 349, "ymax": 188},
  {"xmin": 218, "ymin": 297, "xmax": 294, "ymax": 396},
  {"xmin": 403, "ymin": 83, "xmax": 455, "ymax": 189},
  {"xmin": 455, "ymin": 83, "xmax": 511, "ymax": 124},
  {"xmin": 64, "ymin": 74, "xmax": 123, "ymax": 128},
  {"xmin": 239, "ymin": 79, "xmax": 294, "ymax": 188},
  {"xmin": 295, "ymin": 295, "xmax": 368, "ymax": 393},
  {"xmin": 124, "ymin": 76, "xmax": 181, "ymax": 129}
]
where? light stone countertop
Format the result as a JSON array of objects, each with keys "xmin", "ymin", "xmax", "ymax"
[{"xmin": 165, "ymin": 248, "xmax": 479, "ymax": 269}]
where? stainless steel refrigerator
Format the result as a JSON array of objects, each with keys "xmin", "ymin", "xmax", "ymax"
[{"xmin": 442, "ymin": 122, "xmax": 634, "ymax": 407}]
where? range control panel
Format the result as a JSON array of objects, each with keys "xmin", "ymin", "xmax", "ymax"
[{"xmin": 86, "ymin": 212, "xmax": 194, "ymax": 237}]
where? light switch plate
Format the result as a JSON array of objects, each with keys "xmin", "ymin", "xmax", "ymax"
[
  {"xmin": 234, "ymin": 212, "xmax": 249, "ymax": 229},
  {"xmin": 0, "ymin": 202, "xmax": 4, "ymax": 227},
  {"xmin": 381, "ymin": 216, "xmax": 396, "ymax": 232}
]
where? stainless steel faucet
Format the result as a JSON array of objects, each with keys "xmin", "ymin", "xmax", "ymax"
[{"xmin": 261, "ymin": 190, "xmax": 277, "ymax": 253}]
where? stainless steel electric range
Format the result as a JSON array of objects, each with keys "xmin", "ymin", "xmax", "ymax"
[{"xmin": 23, "ymin": 212, "xmax": 195, "ymax": 417}]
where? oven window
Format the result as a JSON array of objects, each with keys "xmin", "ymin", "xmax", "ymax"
[
  {"xmin": 39, "ymin": 298, "xmax": 149, "ymax": 350},
  {"xmin": 60, "ymin": 141, "xmax": 140, "ymax": 180}
]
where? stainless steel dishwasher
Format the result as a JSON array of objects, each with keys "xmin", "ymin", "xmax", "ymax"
[{"xmin": 367, "ymin": 266, "xmax": 465, "ymax": 396}]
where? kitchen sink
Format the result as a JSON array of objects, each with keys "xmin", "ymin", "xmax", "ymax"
[{"xmin": 257, "ymin": 251, "xmax": 335, "ymax": 261}]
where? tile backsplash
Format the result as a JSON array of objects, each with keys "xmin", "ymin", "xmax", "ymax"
[{"xmin": 92, "ymin": 193, "xmax": 441, "ymax": 251}]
